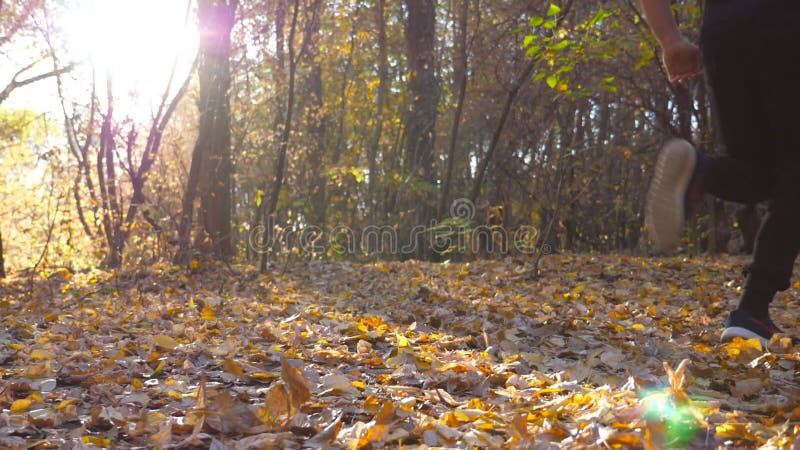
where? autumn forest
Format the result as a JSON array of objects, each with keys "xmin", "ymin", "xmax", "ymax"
[{"xmin": 0, "ymin": 0, "xmax": 798, "ymax": 448}]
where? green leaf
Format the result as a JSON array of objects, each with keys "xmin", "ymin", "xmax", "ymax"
[
  {"xmin": 588, "ymin": 8, "xmax": 613, "ymax": 27},
  {"xmin": 603, "ymin": 76, "xmax": 616, "ymax": 83},
  {"xmin": 547, "ymin": 4, "xmax": 562, "ymax": 17},
  {"xmin": 523, "ymin": 35, "xmax": 535, "ymax": 48},
  {"xmin": 557, "ymin": 64, "xmax": 574, "ymax": 74},
  {"xmin": 635, "ymin": 42, "xmax": 656, "ymax": 71},
  {"xmin": 546, "ymin": 75, "xmax": 558, "ymax": 89},
  {"xmin": 255, "ymin": 189, "xmax": 264, "ymax": 208},
  {"xmin": 543, "ymin": 20, "xmax": 556, "ymax": 30},
  {"xmin": 549, "ymin": 40, "xmax": 569, "ymax": 51},
  {"xmin": 529, "ymin": 16, "xmax": 544, "ymax": 27},
  {"xmin": 533, "ymin": 72, "xmax": 547, "ymax": 82},
  {"xmin": 526, "ymin": 45, "xmax": 542, "ymax": 57}
]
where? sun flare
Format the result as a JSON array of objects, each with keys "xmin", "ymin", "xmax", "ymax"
[{"xmin": 62, "ymin": 0, "xmax": 198, "ymax": 117}]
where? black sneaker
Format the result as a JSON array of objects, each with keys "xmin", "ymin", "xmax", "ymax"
[
  {"xmin": 721, "ymin": 309, "xmax": 786, "ymax": 348},
  {"xmin": 645, "ymin": 138, "xmax": 702, "ymax": 251}
]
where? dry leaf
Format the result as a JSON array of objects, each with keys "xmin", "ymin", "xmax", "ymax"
[{"xmin": 281, "ymin": 357, "xmax": 311, "ymax": 414}]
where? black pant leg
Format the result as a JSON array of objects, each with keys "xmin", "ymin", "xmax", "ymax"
[
  {"xmin": 746, "ymin": 3, "xmax": 800, "ymax": 293},
  {"xmin": 702, "ymin": 0, "xmax": 800, "ymax": 295}
]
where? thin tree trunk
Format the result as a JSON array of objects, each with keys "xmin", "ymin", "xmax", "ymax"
[
  {"xmin": 251, "ymin": 0, "xmax": 287, "ymax": 262},
  {"xmin": 439, "ymin": 0, "xmax": 468, "ymax": 219},
  {"xmin": 305, "ymin": 1, "xmax": 327, "ymax": 227},
  {"xmin": 0, "ymin": 230, "xmax": 5, "ymax": 278},
  {"xmin": 261, "ymin": 0, "xmax": 318, "ymax": 272},
  {"xmin": 367, "ymin": 0, "xmax": 388, "ymax": 222},
  {"xmin": 97, "ymin": 77, "xmax": 123, "ymax": 268},
  {"xmin": 332, "ymin": 5, "xmax": 360, "ymax": 166}
]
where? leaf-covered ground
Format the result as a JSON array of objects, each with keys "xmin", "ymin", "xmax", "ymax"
[{"xmin": 0, "ymin": 254, "xmax": 799, "ymax": 449}]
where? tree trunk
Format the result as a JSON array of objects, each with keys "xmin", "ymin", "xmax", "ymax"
[
  {"xmin": 368, "ymin": 0, "xmax": 388, "ymax": 222},
  {"xmin": 177, "ymin": 0, "xmax": 237, "ymax": 262},
  {"xmin": 305, "ymin": 1, "xmax": 327, "ymax": 227},
  {"xmin": 260, "ymin": 0, "xmax": 316, "ymax": 272},
  {"xmin": 439, "ymin": 0, "xmax": 468, "ymax": 220},
  {"xmin": 0, "ymin": 230, "xmax": 5, "ymax": 278},
  {"xmin": 404, "ymin": 0, "xmax": 439, "ymax": 259},
  {"xmin": 97, "ymin": 77, "xmax": 123, "ymax": 268}
]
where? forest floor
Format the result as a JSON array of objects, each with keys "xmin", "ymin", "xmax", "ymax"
[{"xmin": 0, "ymin": 253, "xmax": 798, "ymax": 449}]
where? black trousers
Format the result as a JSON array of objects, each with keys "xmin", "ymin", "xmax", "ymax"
[{"xmin": 700, "ymin": 0, "xmax": 800, "ymax": 295}]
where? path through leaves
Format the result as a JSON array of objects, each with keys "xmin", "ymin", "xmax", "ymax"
[{"xmin": 0, "ymin": 254, "xmax": 799, "ymax": 448}]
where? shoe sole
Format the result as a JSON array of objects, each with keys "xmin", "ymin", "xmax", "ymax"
[
  {"xmin": 721, "ymin": 327, "xmax": 770, "ymax": 349},
  {"xmin": 645, "ymin": 139, "xmax": 696, "ymax": 251}
]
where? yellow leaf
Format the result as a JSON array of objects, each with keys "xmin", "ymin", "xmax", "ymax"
[
  {"xmin": 715, "ymin": 423, "xmax": 756, "ymax": 440},
  {"xmin": 132, "ymin": 378, "xmax": 144, "ymax": 389},
  {"xmin": 364, "ymin": 395, "xmax": 382, "ymax": 412},
  {"xmin": 31, "ymin": 349, "xmax": 56, "ymax": 361},
  {"xmin": 57, "ymin": 398, "xmax": 77, "ymax": 410},
  {"xmin": 167, "ymin": 390, "xmax": 183, "ymax": 400},
  {"xmin": 81, "ymin": 436, "xmax": 111, "ymax": 447},
  {"xmin": 7, "ymin": 343, "xmax": 23, "ymax": 350},
  {"xmin": 189, "ymin": 259, "xmax": 200, "ymax": 270},
  {"xmin": 153, "ymin": 334, "xmax": 179, "ymax": 351},
  {"xmin": 396, "ymin": 333, "xmax": 410, "ymax": 348},
  {"xmin": 693, "ymin": 343, "xmax": 711, "ymax": 353},
  {"xmin": 10, "ymin": 399, "xmax": 32, "ymax": 413},
  {"xmin": 201, "ymin": 306, "xmax": 217, "ymax": 321},
  {"xmin": 453, "ymin": 409, "xmax": 485, "ymax": 422},
  {"xmin": 251, "ymin": 372, "xmax": 280, "ymax": 381},
  {"xmin": 352, "ymin": 380, "xmax": 366, "ymax": 390},
  {"xmin": 721, "ymin": 337, "xmax": 762, "ymax": 361}
]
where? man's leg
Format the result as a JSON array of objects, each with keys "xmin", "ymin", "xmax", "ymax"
[
  {"xmin": 699, "ymin": 6, "xmax": 776, "ymax": 206},
  {"xmin": 645, "ymin": 3, "xmax": 774, "ymax": 251},
  {"xmin": 708, "ymin": 1, "xmax": 800, "ymax": 344},
  {"xmin": 739, "ymin": 3, "xmax": 800, "ymax": 316}
]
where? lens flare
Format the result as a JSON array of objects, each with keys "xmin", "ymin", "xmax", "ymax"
[{"xmin": 641, "ymin": 388, "xmax": 703, "ymax": 447}]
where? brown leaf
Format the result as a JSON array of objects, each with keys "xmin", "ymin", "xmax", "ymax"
[
  {"xmin": 281, "ymin": 357, "xmax": 311, "ymax": 414},
  {"xmin": 223, "ymin": 358, "xmax": 245, "ymax": 377},
  {"xmin": 305, "ymin": 411, "xmax": 343, "ymax": 447},
  {"xmin": 262, "ymin": 383, "xmax": 290, "ymax": 426},
  {"xmin": 185, "ymin": 373, "xmax": 207, "ymax": 434}
]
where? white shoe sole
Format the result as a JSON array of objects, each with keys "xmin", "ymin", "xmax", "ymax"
[{"xmin": 645, "ymin": 139, "xmax": 697, "ymax": 251}]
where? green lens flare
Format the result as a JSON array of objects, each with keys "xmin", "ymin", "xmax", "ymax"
[{"xmin": 642, "ymin": 389, "xmax": 702, "ymax": 447}]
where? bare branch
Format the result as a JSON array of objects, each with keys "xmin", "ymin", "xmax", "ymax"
[{"xmin": 0, "ymin": 62, "xmax": 75, "ymax": 104}]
